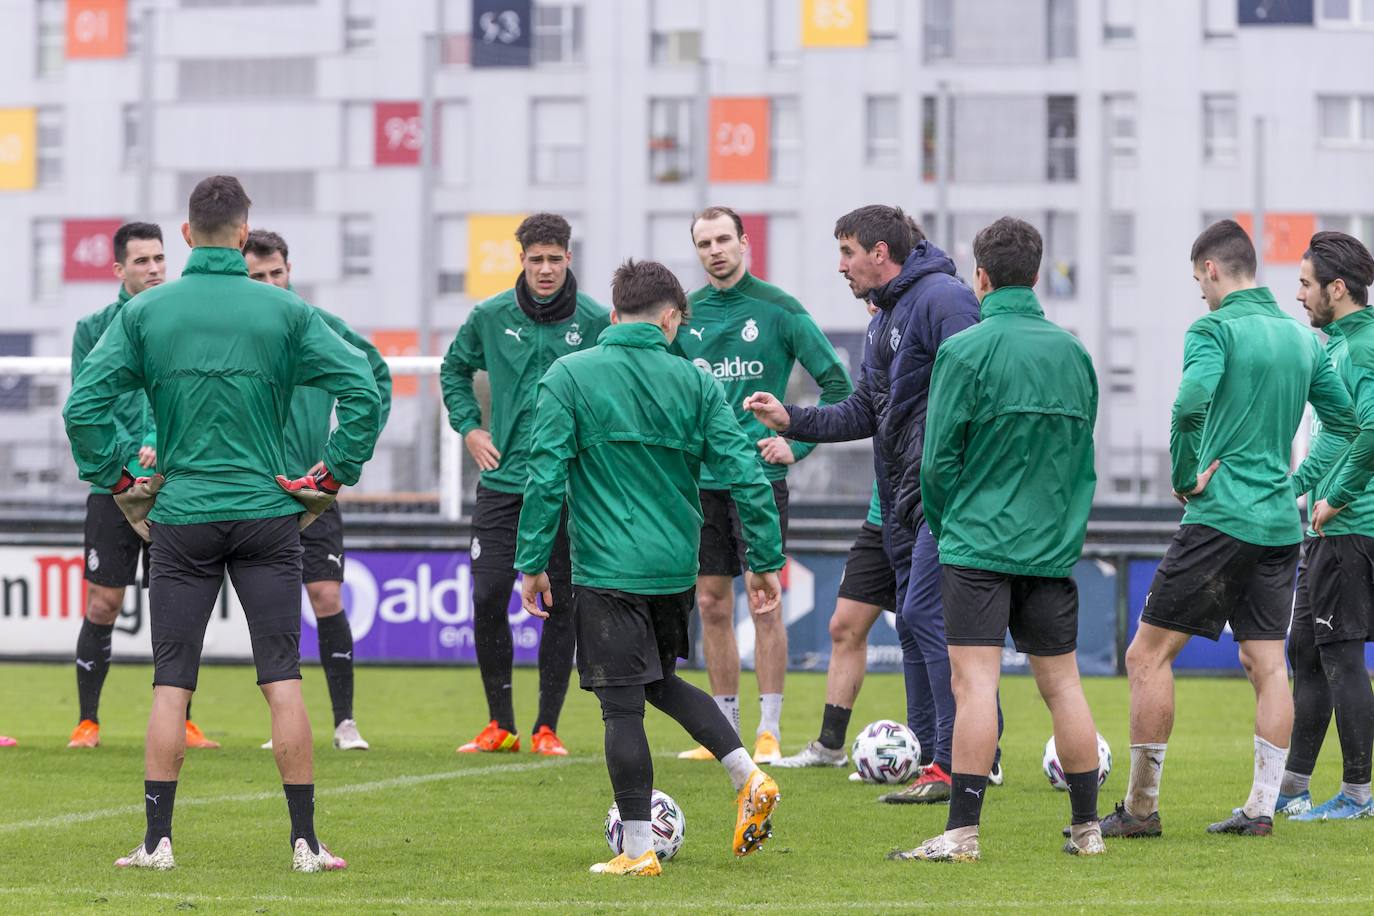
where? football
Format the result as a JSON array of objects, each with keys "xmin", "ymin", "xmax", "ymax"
[
  {"xmin": 604, "ymin": 789, "xmax": 686, "ymax": 861},
  {"xmin": 851, "ymin": 719, "xmax": 921, "ymax": 784},
  {"xmin": 1042, "ymin": 733, "xmax": 1113, "ymax": 790}
]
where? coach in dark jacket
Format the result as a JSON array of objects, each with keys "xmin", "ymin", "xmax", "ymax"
[{"xmin": 745, "ymin": 205, "xmax": 980, "ymax": 801}]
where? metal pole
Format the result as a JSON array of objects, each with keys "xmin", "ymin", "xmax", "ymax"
[
  {"xmin": 1095, "ymin": 95, "xmax": 1113, "ymax": 496},
  {"xmin": 1253, "ymin": 115, "xmax": 1266, "ymax": 287},
  {"xmin": 415, "ymin": 22, "xmax": 439, "ymax": 492},
  {"xmin": 136, "ymin": 6, "xmax": 155, "ymax": 216},
  {"xmin": 695, "ymin": 56, "xmax": 710, "ymax": 213},
  {"xmin": 934, "ymin": 80, "xmax": 950, "ymax": 245}
]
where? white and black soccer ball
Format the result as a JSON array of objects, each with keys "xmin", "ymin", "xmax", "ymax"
[
  {"xmin": 1042, "ymin": 733, "xmax": 1112, "ymax": 790},
  {"xmin": 851, "ymin": 719, "xmax": 921, "ymax": 784},
  {"xmin": 604, "ymin": 789, "xmax": 685, "ymax": 861}
]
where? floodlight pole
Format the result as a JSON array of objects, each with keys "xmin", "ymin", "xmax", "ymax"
[
  {"xmin": 415, "ymin": 19, "xmax": 440, "ymax": 493},
  {"xmin": 1252, "ymin": 115, "xmax": 1266, "ymax": 286},
  {"xmin": 136, "ymin": 6, "xmax": 155, "ymax": 217}
]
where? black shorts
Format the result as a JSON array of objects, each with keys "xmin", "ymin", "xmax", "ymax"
[
  {"xmin": 1141, "ymin": 524, "xmax": 1298, "ymax": 642},
  {"xmin": 83, "ymin": 493, "xmax": 148, "ymax": 588},
  {"xmin": 942, "ymin": 565, "xmax": 1079, "ymax": 656},
  {"xmin": 300, "ymin": 502, "xmax": 345, "ymax": 584},
  {"xmin": 837, "ymin": 521, "xmax": 897, "ymax": 610},
  {"xmin": 574, "ymin": 586, "xmax": 695, "ymax": 689},
  {"xmin": 1292, "ymin": 535, "xmax": 1374, "ymax": 646},
  {"xmin": 470, "ymin": 484, "xmax": 570, "ymax": 580},
  {"xmin": 149, "ymin": 516, "xmax": 304, "ymax": 691},
  {"xmin": 698, "ymin": 480, "xmax": 789, "ymax": 578}
]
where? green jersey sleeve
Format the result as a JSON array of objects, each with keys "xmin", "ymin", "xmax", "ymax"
[
  {"xmin": 516, "ymin": 367, "xmax": 576, "ymax": 576},
  {"xmin": 63, "ymin": 310, "xmax": 146, "ymax": 489},
  {"xmin": 920, "ymin": 347, "xmax": 975, "ymax": 544},
  {"xmin": 292, "ymin": 310, "xmax": 382, "ymax": 486},
  {"xmin": 441, "ymin": 315, "xmax": 486, "ymax": 436},
  {"xmin": 1169, "ymin": 325, "xmax": 1224, "ymax": 494}
]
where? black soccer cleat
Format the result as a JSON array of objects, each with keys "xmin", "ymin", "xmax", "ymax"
[
  {"xmin": 1095, "ymin": 801, "xmax": 1162, "ymax": 838},
  {"xmin": 1206, "ymin": 810, "xmax": 1272, "ymax": 836}
]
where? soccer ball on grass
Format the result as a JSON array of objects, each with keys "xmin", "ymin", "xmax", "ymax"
[
  {"xmin": 851, "ymin": 719, "xmax": 921, "ymax": 784},
  {"xmin": 1042, "ymin": 733, "xmax": 1112, "ymax": 790},
  {"xmin": 605, "ymin": 789, "xmax": 685, "ymax": 861}
]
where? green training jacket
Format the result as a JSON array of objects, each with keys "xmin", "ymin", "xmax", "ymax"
[
  {"xmin": 672, "ymin": 272, "xmax": 852, "ymax": 487},
  {"xmin": 515, "ymin": 322, "xmax": 785, "ymax": 594},
  {"xmin": 921, "ymin": 287, "xmax": 1097, "ymax": 578},
  {"xmin": 1296, "ymin": 307, "xmax": 1374, "ymax": 530},
  {"xmin": 1171, "ymin": 286, "xmax": 1358, "ymax": 546},
  {"xmin": 71, "ymin": 285, "xmax": 157, "ymax": 494},
  {"xmin": 440, "ymin": 286, "xmax": 609, "ymax": 494},
  {"xmin": 63, "ymin": 247, "xmax": 382, "ymax": 525}
]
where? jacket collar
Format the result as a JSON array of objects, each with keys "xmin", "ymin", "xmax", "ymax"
[
  {"xmin": 182, "ymin": 247, "xmax": 250, "ymax": 277},
  {"xmin": 979, "ymin": 285, "xmax": 1043, "ymax": 319},
  {"xmin": 1328, "ymin": 306, "xmax": 1374, "ymax": 338},
  {"xmin": 698, "ymin": 271, "xmax": 756, "ymax": 302},
  {"xmin": 1217, "ymin": 286, "xmax": 1280, "ymax": 313},
  {"xmin": 116, "ymin": 283, "xmax": 133, "ymax": 305},
  {"xmin": 598, "ymin": 322, "xmax": 669, "ymax": 350}
]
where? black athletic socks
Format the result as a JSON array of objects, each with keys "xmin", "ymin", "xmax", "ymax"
[
  {"xmin": 143, "ymin": 780, "xmax": 177, "ymax": 853},
  {"xmin": 284, "ymin": 783, "xmax": 319, "ymax": 854},
  {"xmin": 472, "ymin": 575, "xmax": 517, "ymax": 732},
  {"xmin": 644, "ymin": 674, "xmax": 744, "ymax": 760},
  {"xmin": 594, "ymin": 686, "xmax": 654, "ymax": 823},
  {"xmin": 533, "ymin": 579, "xmax": 575, "ymax": 733},
  {"xmin": 947, "ymin": 773, "xmax": 989, "ymax": 830},
  {"xmin": 1318, "ymin": 639, "xmax": 1374, "ymax": 786},
  {"xmin": 316, "ymin": 612, "xmax": 355, "ymax": 726},
  {"xmin": 1065, "ymin": 769, "xmax": 1101, "ymax": 825},
  {"xmin": 76, "ymin": 619, "xmax": 114, "ymax": 723},
  {"xmin": 819, "ymin": 704, "xmax": 853, "ymax": 751}
]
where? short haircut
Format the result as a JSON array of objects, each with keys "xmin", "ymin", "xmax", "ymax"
[
  {"xmin": 113, "ymin": 222, "xmax": 162, "ymax": 264},
  {"xmin": 904, "ymin": 214, "xmax": 927, "ymax": 249},
  {"xmin": 611, "ymin": 258, "xmax": 688, "ymax": 319},
  {"xmin": 1190, "ymin": 219, "xmax": 1257, "ymax": 278},
  {"xmin": 834, "ymin": 205, "xmax": 915, "ymax": 265},
  {"xmin": 690, "ymin": 205, "xmax": 745, "ymax": 240},
  {"xmin": 972, "ymin": 217, "xmax": 1043, "ymax": 290},
  {"xmin": 243, "ymin": 228, "xmax": 289, "ymax": 263},
  {"xmin": 515, "ymin": 212, "xmax": 571, "ymax": 251},
  {"xmin": 1306, "ymin": 230, "xmax": 1374, "ymax": 308},
  {"xmin": 188, "ymin": 175, "xmax": 252, "ymax": 237}
]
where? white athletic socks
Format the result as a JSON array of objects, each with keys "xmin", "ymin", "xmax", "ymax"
[
  {"xmin": 1242, "ymin": 735, "xmax": 1288, "ymax": 820},
  {"xmin": 758, "ymin": 694, "xmax": 783, "ymax": 738},
  {"xmin": 714, "ymin": 695, "xmax": 740, "ymax": 736},
  {"xmin": 622, "ymin": 820, "xmax": 653, "ymax": 859},
  {"xmin": 722, "ymin": 747, "xmax": 756, "ymax": 792},
  {"xmin": 1125, "ymin": 743, "xmax": 1167, "ymax": 816},
  {"xmin": 1342, "ymin": 782, "xmax": 1373, "ymax": 805},
  {"xmin": 1279, "ymin": 769, "xmax": 1311, "ymax": 798}
]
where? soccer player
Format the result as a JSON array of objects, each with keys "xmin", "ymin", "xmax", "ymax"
[
  {"xmin": 1106, "ymin": 219, "xmax": 1358, "ymax": 839},
  {"xmin": 674, "ymin": 206, "xmax": 852, "ymax": 764},
  {"xmin": 441, "ymin": 213, "xmax": 609, "ymax": 755},
  {"xmin": 64, "ymin": 175, "xmax": 382, "ymax": 872},
  {"xmin": 68, "ymin": 221, "xmax": 219, "ymax": 751},
  {"xmin": 892, "ymin": 217, "xmax": 1103, "ymax": 862},
  {"xmin": 745, "ymin": 205, "xmax": 981, "ymax": 803},
  {"xmin": 243, "ymin": 229, "xmax": 393, "ymax": 752},
  {"xmin": 1279, "ymin": 231, "xmax": 1374, "ymax": 820},
  {"xmin": 515, "ymin": 258, "xmax": 783, "ymax": 877}
]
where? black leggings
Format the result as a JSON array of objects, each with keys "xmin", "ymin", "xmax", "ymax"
[
  {"xmin": 1288, "ymin": 631, "xmax": 1374, "ymax": 785},
  {"xmin": 595, "ymin": 673, "xmax": 744, "ymax": 822},
  {"xmin": 472, "ymin": 570, "xmax": 576, "ymax": 733}
]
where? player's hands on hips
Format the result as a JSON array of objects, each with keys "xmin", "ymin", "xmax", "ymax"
[
  {"xmin": 742, "ymin": 392, "xmax": 790, "ymax": 432},
  {"xmin": 275, "ymin": 465, "xmax": 341, "ymax": 531},
  {"xmin": 1171, "ymin": 459, "xmax": 1220, "ymax": 507},
  {"xmin": 757, "ymin": 436, "xmax": 796, "ymax": 465},
  {"xmin": 111, "ymin": 470, "xmax": 164, "ymax": 542},
  {"xmin": 746, "ymin": 570, "xmax": 782, "ymax": 615},
  {"xmin": 521, "ymin": 572, "xmax": 553, "ymax": 618},
  {"xmin": 1310, "ymin": 498, "xmax": 1344, "ymax": 536},
  {"xmin": 137, "ymin": 446, "xmax": 157, "ymax": 469},
  {"xmin": 465, "ymin": 429, "xmax": 502, "ymax": 471}
]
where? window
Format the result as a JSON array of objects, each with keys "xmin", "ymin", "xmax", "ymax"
[
  {"xmin": 865, "ymin": 96, "xmax": 901, "ymax": 168},
  {"xmin": 1109, "ymin": 212, "xmax": 1136, "ymax": 280},
  {"xmin": 1203, "ymin": 0, "xmax": 1236, "ymax": 37},
  {"xmin": 1045, "ymin": 211, "xmax": 1078, "ymax": 299},
  {"xmin": 341, "ymin": 215, "xmax": 372, "ymax": 278},
  {"xmin": 1047, "ymin": 96, "xmax": 1077, "ymax": 182},
  {"xmin": 122, "ymin": 105, "xmax": 143, "ymax": 171},
  {"xmin": 437, "ymin": 215, "xmax": 468, "ymax": 296},
  {"xmin": 924, "ymin": 0, "xmax": 953, "ymax": 61},
  {"xmin": 1109, "ymin": 330, "xmax": 1136, "ymax": 396},
  {"xmin": 1319, "ymin": 0, "xmax": 1374, "ymax": 26},
  {"xmin": 36, "ymin": 0, "xmax": 64, "ymax": 78},
  {"xmin": 650, "ymin": 0, "xmax": 702, "ymax": 63},
  {"xmin": 439, "ymin": 101, "xmax": 470, "ymax": 185},
  {"xmin": 345, "ymin": 0, "xmax": 377, "ymax": 51},
  {"xmin": 1048, "ymin": 0, "xmax": 1078, "ymax": 58},
  {"xmin": 649, "ymin": 98, "xmax": 694, "ymax": 184},
  {"xmin": 649, "ymin": 213, "xmax": 698, "ymax": 290},
  {"xmin": 1319, "ymin": 95, "xmax": 1374, "ymax": 145},
  {"xmin": 921, "ymin": 96, "xmax": 939, "ymax": 181},
  {"xmin": 1102, "ymin": 0, "xmax": 1135, "ymax": 41},
  {"xmin": 1105, "ymin": 94, "xmax": 1137, "ymax": 162},
  {"xmin": 342, "ymin": 101, "xmax": 372, "ymax": 168},
  {"xmin": 177, "ymin": 171, "xmax": 315, "ymax": 210},
  {"xmin": 1318, "ymin": 214, "xmax": 1374, "ymax": 249},
  {"xmin": 178, "ymin": 58, "xmax": 317, "ymax": 100},
  {"xmin": 530, "ymin": 98, "xmax": 585, "ymax": 185},
  {"xmin": 37, "ymin": 108, "xmax": 63, "ymax": 187},
  {"xmin": 768, "ymin": 0, "xmax": 801, "ymax": 65},
  {"xmin": 32, "ymin": 220, "xmax": 62, "ymax": 299},
  {"xmin": 869, "ymin": 0, "xmax": 899, "ymax": 43},
  {"xmin": 771, "ymin": 97, "xmax": 801, "ymax": 183},
  {"xmin": 534, "ymin": 3, "xmax": 584, "ymax": 65},
  {"xmin": 1203, "ymin": 94, "xmax": 1239, "ymax": 163}
]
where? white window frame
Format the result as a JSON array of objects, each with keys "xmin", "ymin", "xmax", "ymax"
[
  {"xmin": 344, "ymin": 0, "xmax": 377, "ymax": 52},
  {"xmin": 1318, "ymin": 0, "xmax": 1374, "ymax": 28},
  {"xmin": 1109, "ymin": 212, "xmax": 1137, "ymax": 282},
  {"xmin": 36, "ymin": 0, "xmax": 65, "ymax": 78},
  {"xmin": 865, "ymin": 95, "xmax": 901, "ymax": 168},
  {"xmin": 37, "ymin": 107, "xmax": 63, "ymax": 188},
  {"xmin": 341, "ymin": 214, "xmax": 373, "ymax": 279},
  {"xmin": 533, "ymin": 2, "xmax": 585, "ymax": 66},
  {"xmin": 1202, "ymin": 93, "xmax": 1239, "ymax": 164},
  {"xmin": 649, "ymin": 97, "xmax": 695, "ymax": 184},
  {"xmin": 1318, "ymin": 94, "xmax": 1374, "ymax": 146},
  {"xmin": 868, "ymin": 0, "xmax": 900, "ymax": 44},
  {"xmin": 33, "ymin": 219, "xmax": 63, "ymax": 300},
  {"xmin": 1202, "ymin": 0, "xmax": 1237, "ymax": 38},
  {"xmin": 530, "ymin": 97, "xmax": 586, "ymax": 185},
  {"xmin": 1102, "ymin": 0, "xmax": 1136, "ymax": 42},
  {"xmin": 1105, "ymin": 93, "xmax": 1137, "ymax": 162},
  {"xmin": 1047, "ymin": 96, "xmax": 1077, "ymax": 183},
  {"xmin": 924, "ymin": 0, "xmax": 953, "ymax": 61},
  {"xmin": 771, "ymin": 97, "xmax": 802, "ymax": 184}
]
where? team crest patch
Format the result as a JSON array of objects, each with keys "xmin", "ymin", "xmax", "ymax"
[
  {"xmin": 741, "ymin": 319, "xmax": 759, "ymax": 342},
  {"xmin": 471, "ymin": 537, "xmax": 482, "ymax": 560},
  {"xmin": 87, "ymin": 549, "xmax": 99, "ymax": 572},
  {"xmin": 889, "ymin": 326, "xmax": 901, "ymax": 351},
  {"xmin": 565, "ymin": 324, "xmax": 583, "ymax": 346}
]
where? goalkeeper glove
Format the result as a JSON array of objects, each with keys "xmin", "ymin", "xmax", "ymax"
[
  {"xmin": 275, "ymin": 466, "xmax": 341, "ymax": 531},
  {"xmin": 111, "ymin": 470, "xmax": 164, "ymax": 542}
]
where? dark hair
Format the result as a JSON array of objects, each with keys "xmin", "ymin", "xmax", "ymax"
[
  {"xmin": 1306, "ymin": 230, "xmax": 1374, "ymax": 308},
  {"xmin": 515, "ymin": 212, "xmax": 571, "ymax": 251},
  {"xmin": 113, "ymin": 222, "xmax": 162, "ymax": 264},
  {"xmin": 972, "ymin": 217, "xmax": 1043, "ymax": 290},
  {"xmin": 243, "ymin": 228, "xmax": 289, "ymax": 263},
  {"xmin": 904, "ymin": 214, "xmax": 927, "ymax": 248},
  {"xmin": 1190, "ymin": 219, "xmax": 1257, "ymax": 278},
  {"xmin": 690, "ymin": 205, "xmax": 745, "ymax": 240},
  {"xmin": 834, "ymin": 205, "xmax": 915, "ymax": 265},
  {"xmin": 611, "ymin": 258, "xmax": 688, "ymax": 318},
  {"xmin": 188, "ymin": 175, "xmax": 252, "ymax": 237}
]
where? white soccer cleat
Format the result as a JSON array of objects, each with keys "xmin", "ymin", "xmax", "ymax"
[
  {"xmin": 115, "ymin": 837, "xmax": 175, "ymax": 870},
  {"xmin": 292, "ymin": 838, "xmax": 347, "ymax": 873},
  {"xmin": 774, "ymin": 739, "xmax": 848, "ymax": 769},
  {"xmin": 261, "ymin": 738, "xmax": 274, "ymax": 750},
  {"xmin": 333, "ymin": 719, "xmax": 370, "ymax": 751}
]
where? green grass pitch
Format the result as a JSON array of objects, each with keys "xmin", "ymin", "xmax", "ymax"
[{"xmin": 1, "ymin": 661, "xmax": 1372, "ymax": 913}]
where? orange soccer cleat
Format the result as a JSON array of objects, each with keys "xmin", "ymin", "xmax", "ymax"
[
  {"xmin": 67, "ymin": 719, "xmax": 100, "ymax": 748},
  {"xmin": 530, "ymin": 726, "xmax": 568, "ymax": 757},
  {"xmin": 456, "ymin": 720, "xmax": 520, "ymax": 753},
  {"xmin": 733, "ymin": 769, "xmax": 781, "ymax": 857},
  {"xmin": 184, "ymin": 721, "xmax": 221, "ymax": 750}
]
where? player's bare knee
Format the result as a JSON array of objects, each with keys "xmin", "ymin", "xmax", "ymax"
[
  {"xmin": 306, "ymin": 582, "xmax": 343, "ymax": 617},
  {"xmin": 697, "ymin": 589, "xmax": 733, "ymax": 627},
  {"xmin": 85, "ymin": 587, "xmax": 124, "ymax": 625}
]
